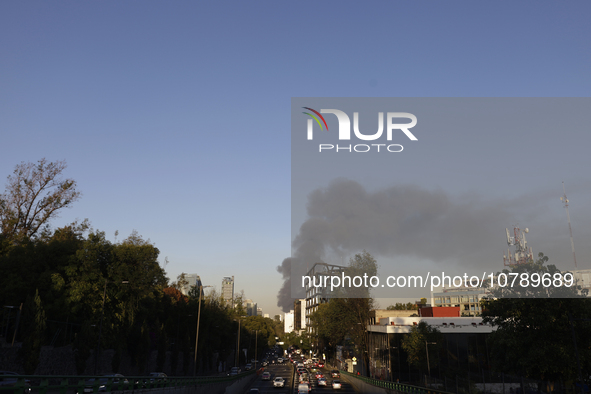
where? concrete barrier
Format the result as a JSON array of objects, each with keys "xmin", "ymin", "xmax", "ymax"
[
  {"xmin": 340, "ymin": 373, "xmax": 391, "ymax": 394},
  {"xmin": 222, "ymin": 372, "xmax": 257, "ymax": 394}
]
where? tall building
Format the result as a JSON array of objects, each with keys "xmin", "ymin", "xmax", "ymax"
[
  {"xmin": 244, "ymin": 299, "xmax": 257, "ymax": 316},
  {"xmin": 180, "ymin": 273, "xmax": 203, "ymax": 296},
  {"xmin": 304, "ymin": 263, "xmax": 346, "ymax": 332},
  {"xmin": 294, "ymin": 299, "xmax": 306, "ymax": 332},
  {"xmin": 284, "ymin": 310, "xmax": 295, "ymax": 333},
  {"xmin": 222, "ymin": 276, "xmax": 234, "ymax": 305}
]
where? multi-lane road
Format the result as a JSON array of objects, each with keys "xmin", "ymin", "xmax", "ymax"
[{"xmin": 245, "ymin": 362, "xmax": 358, "ymax": 393}]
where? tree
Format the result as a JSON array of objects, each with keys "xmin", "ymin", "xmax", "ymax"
[
  {"xmin": 0, "ymin": 159, "xmax": 81, "ymax": 243},
  {"xmin": 482, "ymin": 253, "xmax": 591, "ymax": 383},
  {"xmin": 308, "ymin": 251, "xmax": 378, "ymax": 375},
  {"xmin": 387, "ymin": 302, "xmax": 418, "ymax": 310},
  {"xmin": 401, "ymin": 321, "xmax": 442, "ymax": 374},
  {"xmin": 171, "ymin": 272, "xmax": 189, "ymax": 292}
]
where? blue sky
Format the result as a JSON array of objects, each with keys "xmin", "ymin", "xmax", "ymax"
[{"xmin": 1, "ymin": 1, "xmax": 590, "ymax": 316}]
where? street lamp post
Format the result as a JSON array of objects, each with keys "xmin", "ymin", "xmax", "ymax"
[
  {"xmin": 254, "ymin": 330, "xmax": 258, "ymax": 370},
  {"xmin": 193, "ymin": 284, "xmax": 212, "ymax": 376},
  {"xmin": 235, "ymin": 318, "xmax": 243, "ymax": 367}
]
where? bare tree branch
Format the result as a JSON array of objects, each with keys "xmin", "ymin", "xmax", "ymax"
[{"xmin": 0, "ymin": 158, "xmax": 81, "ymax": 243}]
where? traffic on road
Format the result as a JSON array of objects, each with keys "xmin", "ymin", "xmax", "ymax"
[{"xmin": 244, "ymin": 350, "xmax": 357, "ymax": 394}]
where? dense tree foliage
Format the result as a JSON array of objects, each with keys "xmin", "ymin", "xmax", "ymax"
[
  {"xmin": 387, "ymin": 302, "xmax": 419, "ymax": 310},
  {"xmin": 0, "ymin": 159, "xmax": 275, "ymax": 376},
  {"xmin": 482, "ymin": 253, "xmax": 591, "ymax": 384},
  {"xmin": 401, "ymin": 321, "xmax": 442, "ymax": 373},
  {"xmin": 309, "ymin": 251, "xmax": 377, "ymax": 375}
]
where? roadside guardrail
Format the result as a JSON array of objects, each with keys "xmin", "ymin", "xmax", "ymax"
[{"xmin": 0, "ymin": 371, "xmax": 255, "ymax": 394}]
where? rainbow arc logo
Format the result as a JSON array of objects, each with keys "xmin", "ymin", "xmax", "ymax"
[{"xmin": 302, "ymin": 107, "xmax": 328, "ymax": 131}]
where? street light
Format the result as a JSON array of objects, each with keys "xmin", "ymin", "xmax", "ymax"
[
  {"xmin": 254, "ymin": 330, "xmax": 258, "ymax": 370},
  {"xmin": 235, "ymin": 317, "xmax": 244, "ymax": 367},
  {"xmin": 193, "ymin": 284, "xmax": 213, "ymax": 376}
]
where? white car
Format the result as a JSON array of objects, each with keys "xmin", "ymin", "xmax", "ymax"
[
  {"xmin": 261, "ymin": 372, "xmax": 271, "ymax": 381},
  {"xmin": 317, "ymin": 377, "xmax": 327, "ymax": 386},
  {"xmin": 332, "ymin": 380, "xmax": 342, "ymax": 389},
  {"xmin": 273, "ymin": 377, "xmax": 285, "ymax": 388}
]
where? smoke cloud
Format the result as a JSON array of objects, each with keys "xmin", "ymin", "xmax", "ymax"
[{"xmin": 277, "ymin": 178, "xmax": 580, "ymax": 312}]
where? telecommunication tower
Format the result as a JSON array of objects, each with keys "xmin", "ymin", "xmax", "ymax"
[
  {"xmin": 503, "ymin": 227, "xmax": 533, "ymax": 266},
  {"xmin": 560, "ymin": 182, "xmax": 577, "ymax": 269}
]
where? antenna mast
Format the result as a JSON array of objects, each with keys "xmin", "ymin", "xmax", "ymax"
[
  {"xmin": 560, "ymin": 181, "xmax": 577, "ymax": 269},
  {"xmin": 503, "ymin": 226, "xmax": 533, "ymax": 266}
]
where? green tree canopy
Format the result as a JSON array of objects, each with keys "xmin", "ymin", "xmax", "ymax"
[
  {"xmin": 401, "ymin": 321, "xmax": 442, "ymax": 373},
  {"xmin": 482, "ymin": 253, "xmax": 591, "ymax": 382}
]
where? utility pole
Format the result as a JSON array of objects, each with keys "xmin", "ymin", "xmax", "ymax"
[
  {"xmin": 194, "ymin": 284, "xmax": 212, "ymax": 376},
  {"xmin": 235, "ymin": 319, "xmax": 241, "ymax": 367},
  {"xmin": 254, "ymin": 330, "xmax": 258, "ymax": 370},
  {"xmin": 426, "ymin": 341, "xmax": 436, "ymax": 382}
]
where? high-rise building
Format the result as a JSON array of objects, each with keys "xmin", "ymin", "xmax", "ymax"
[
  {"xmin": 284, "ymin": 310, "xmax": 295, "ymax": 333},
  {"xmin": 222, "ymin": 276, "xmax": 234, "ymax": 305},
  {"xmin": 244, "ymin": 299, "xmax": 257, "ymax": 316},
  {"xmin": 294, "ymin": 299, "xmax": 306, "ymax": 331},
  {"xmin": 257, "ymin": 307, "xmax": 262, "ymax": 316},
  {"xmin": 304, "ymin": 263, "xmax": 345, "ymax": 332},
  {"xmin": 180, "ymin": 273, "xmax": 203, "ymax": 296}
]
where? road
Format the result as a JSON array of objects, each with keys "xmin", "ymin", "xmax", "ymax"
[{"xmin": 245, "ymin": 362, "xmax": 358, "ymax": 393}]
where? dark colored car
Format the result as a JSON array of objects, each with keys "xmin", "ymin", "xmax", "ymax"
[
  {"xmin": 0, "ymin": 371, "xmax": 31, "ymax": 394},
  {"xmin": 78, "ymin": 374, "xmax": 129, "ymax": 393}
]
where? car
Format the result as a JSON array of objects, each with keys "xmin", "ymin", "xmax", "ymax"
[
  {"xmin": 261, "ymin": 372, "xmax": 271, "ymax": 381},
  {"xmin": 246, "ymin": 389, "xmax": 260, "ymax": 394},
  {"xmin": 332, "ymin": 380, "xmax": 342, "ymax": 389},
  {"xmin": 331, "ymin": 370, "xmax": 340, "ymax": 378},
  {"xmin": 0, "ymin": 371, "xmax": 32, "ymax": 394},
  {"xmin": 229, "ymin": 367, "xmax": 241, "ymax": 376},
  {"xmin": 315, "ymin": 372, "xmax": 324, "ymax": 379},
  {"xmin": 318, "ymin": 377, "xmax": 327, "ymax": 386},
  {"xmin": 297, "ymin": 382, "xmax": 310, "ymax": 393},
  {"xmin": 149, "ymin": 372, "xmax": 167, "ymax": 383},
  {"xmin": 318, "ymin": 362, "xmax": 325, "ymax": 368},
  {"xmin": 273, "ymin": 377, "xmax": 285, "ymax": 388},
  {"xmin": 80, "ymin": 374, "xmax": 129, "ymax": 393},
  {"xmin": 245, "ymin": 363, "xmax": 252, "ymax": 370}
]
